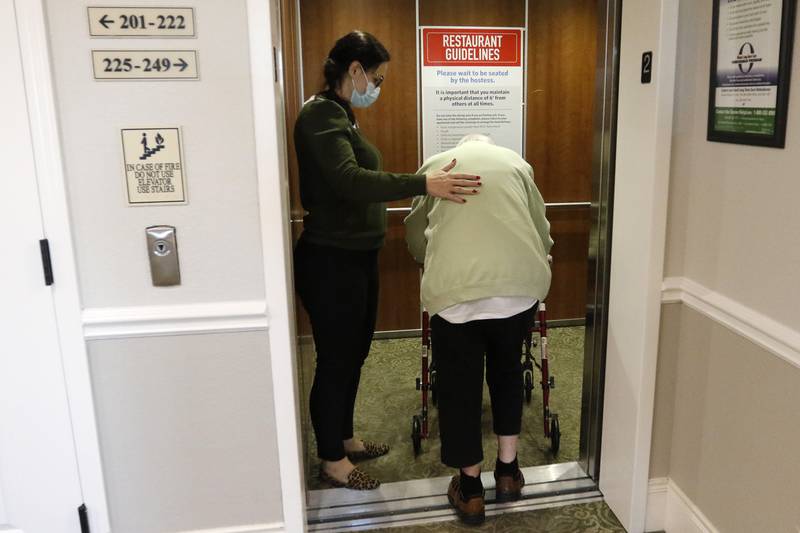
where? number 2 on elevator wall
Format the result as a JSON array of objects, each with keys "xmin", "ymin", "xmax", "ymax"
[{"xmin": 641, "ymin": 51, "xmax": 653, "ymax": 84}]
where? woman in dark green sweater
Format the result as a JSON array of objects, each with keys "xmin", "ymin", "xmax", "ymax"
[{"xmin": 294, "ymin": 30, "xmax": 481, "ymax": 490}]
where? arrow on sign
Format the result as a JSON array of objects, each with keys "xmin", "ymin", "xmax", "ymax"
[
  {"xmin": 99, "ymin": 15, "xmax": 114, "ymax": 28},
  {"xmin": 175, "ymin": 58, "xmax": 188, "ymax": 71}
]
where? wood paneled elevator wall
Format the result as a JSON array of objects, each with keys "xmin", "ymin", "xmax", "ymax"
[{"xmin": 282, "ymin": 0, "xmax": 597, "ymax": 332}]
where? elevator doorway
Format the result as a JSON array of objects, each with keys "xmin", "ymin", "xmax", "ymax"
[{"xmin": 278, "ymin": 0, "xmax": 619, "ymax": 528}]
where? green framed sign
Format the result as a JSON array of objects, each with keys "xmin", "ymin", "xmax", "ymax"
[{"xmin": 708, "ymin": 0, "xmax": 796, "ymax": 148}]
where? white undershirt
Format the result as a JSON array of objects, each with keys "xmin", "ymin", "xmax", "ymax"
[{"xmin": 436, "ymin": 296, "xmax": 537, "ymax": 324}]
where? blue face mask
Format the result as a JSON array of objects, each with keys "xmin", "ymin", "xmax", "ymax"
[{"xmin": 350, "ymin": 64, "xmax": 381, "ymax": 108}]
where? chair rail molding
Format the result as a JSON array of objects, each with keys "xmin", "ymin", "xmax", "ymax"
[
  {"xmin": 175, "ymin": 522, "xmax": 284, "ymax": 533},
  {"xmin": 661, "ymin": 276, "xmax": 800, "ymax": 371},
  {"xmin": 82, "ymin": 300, "xmax": 269, "ymax": 340}
]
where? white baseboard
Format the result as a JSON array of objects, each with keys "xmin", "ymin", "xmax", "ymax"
[
  {"xmin": 645, "ymin": 478, "xmax": 668, "ymax": 532},
  {"xmin": 175, "ymin": 522, "xmax": 284, "ymax": 533},
  {"xmin": 646, "ymin": 478, "xmax": 719, "ymax": 533},
  {"xmin": 0, "ymin": 527, "xmax": 24, "ymax": 533},
  {"xmin": 661, "ymin": 276, "xmax": 800, "ymax": 371},
  {"xmin": 82, "ymin": 300, "xmax": 268, "ymax": 340}
]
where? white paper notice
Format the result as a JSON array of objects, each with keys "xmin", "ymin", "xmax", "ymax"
[
  {"xmin": 121, "ymin": 128, "xmax": 187, "ymax": 205},
  {"xmin": 420, "ymin": 27, "xmax": 524, "ymax": 160}
]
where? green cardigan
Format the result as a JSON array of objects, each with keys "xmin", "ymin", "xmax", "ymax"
[
  {"xmin": 404, "ymin": 141, "xmax": 554, "ymax": 316},
  {"xmin": 294, "ymin": 95, "xmax": 427, "ymax": 250}
]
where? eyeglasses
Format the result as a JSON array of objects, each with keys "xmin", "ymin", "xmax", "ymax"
[{"xmin": 358, "ymin": 63, "xmax": 385, "ymax": 88}]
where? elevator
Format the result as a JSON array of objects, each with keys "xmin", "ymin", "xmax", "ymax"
[{"xmin": 278, "ymin": 0, "xmax": 621, "ymax": 528}]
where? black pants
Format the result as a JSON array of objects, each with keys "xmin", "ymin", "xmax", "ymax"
[
  {"xmin": 294, "ymin": 236, "xmax": 379, "ymax": 461},
  {"xmin": 431, "ymin": 305, "xmax": 536, "ymax": 468}
]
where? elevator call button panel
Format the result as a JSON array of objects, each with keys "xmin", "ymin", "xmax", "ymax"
[{"xmin": 146, "ymin": 225, "xmax": 181, "ymax": 286}]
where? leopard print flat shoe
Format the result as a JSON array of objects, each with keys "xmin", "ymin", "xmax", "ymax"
[
  {"xmin": 319, "ymin": 466, "xmax": 380, "ymax": 490},
  {"xmin": 346, "ymin": 441, "xmax": 390, "ymax": 462}
]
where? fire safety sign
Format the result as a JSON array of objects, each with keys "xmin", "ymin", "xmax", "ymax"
[{"xmin": 121, "ymin": 128, "xmax": 187, "ymax": 205}]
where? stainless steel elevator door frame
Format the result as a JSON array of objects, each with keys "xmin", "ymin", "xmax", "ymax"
[{"xmin": 579, "ymin": 0, "xmax": 622, "ymax": 483}]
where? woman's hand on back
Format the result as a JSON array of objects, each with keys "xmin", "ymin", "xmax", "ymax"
[{"xmin": 425, "ymin": 159, "xmax": 481, "ymax": 204}]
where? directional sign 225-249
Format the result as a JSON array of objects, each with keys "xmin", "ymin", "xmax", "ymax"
[{"xmin": 92, "ymin": 51, "xmax": 199, "ymax": 80}]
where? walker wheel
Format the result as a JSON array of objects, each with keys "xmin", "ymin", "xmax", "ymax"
[
  {"xmin": 430, "ymin": 370, "xmax": 438, "ymax": 406},
  {"xmin": 411, "ymin": 415, "xmax": 422, "ymax": 456},
  {"xmin": 524, "ymin": 372, "xmax": 533, "ymax": 404},
  {"xmin": 550, "ymin": 415, "xmax": 561, "ymax": 455}
]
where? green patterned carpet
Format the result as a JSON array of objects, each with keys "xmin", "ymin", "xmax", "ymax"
[
  {"xmin": 300, "ymin": 327, "xmax": 586, "ymax": 488},
  {"xmin": 372, "ymin": 501, "xmax": 625, "ymax": 532}
]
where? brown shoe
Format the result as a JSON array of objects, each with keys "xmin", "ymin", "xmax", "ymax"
[
  {"xmin": 346, "ymin": 440, "xmax": 390, "ymax": 462},
  {"xmin": 319, "ymin": 466, "xmax": 380, "ymax": 490},
  {"xmin": 447, "ymin": 475, "xmax": 485, "ymax": 525},
  {"xmin": 494, "ymin": 468, "xmax": 525, "ymax": 503}
]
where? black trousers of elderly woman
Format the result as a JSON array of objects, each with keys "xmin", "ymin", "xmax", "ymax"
[
  {"xmin": 431, "ymin": 305, "xmax": 536, "ymax": 468},
  {"xmin": 294, "ymin": 236, "xmax": 379, "ymax": 462}
]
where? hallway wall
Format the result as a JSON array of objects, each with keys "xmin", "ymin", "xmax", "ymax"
[
  {"xmin": 88, "ymin": 333, "xmax": 278, "ymax": 532},
  {"xmin": 42, "ymin": 1, "xmax": 283, "ymax": 531},
  {"xmin": 650, "ymin": 1, "xmax": 800, "ymax": 531},
  {"xmin": 662, "ymin": 0, "xmax": 800, "ymax": 330},
  {"xmin": 652, "ymin": 305, "xmax": 800, "ymax": 532}
]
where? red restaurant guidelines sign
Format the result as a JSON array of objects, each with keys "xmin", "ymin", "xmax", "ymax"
[{"xmin": 422, "ymin": 28, "xmax": 522, "ymax": 67}]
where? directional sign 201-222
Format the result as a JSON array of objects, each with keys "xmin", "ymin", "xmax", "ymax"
[
  {"xmin": 92, "ymin": 50, "xmax": 199, "ymax": 80},
  {"xmin": 88, "ymin": 7, "xmax": 195, "ymax": 37}
]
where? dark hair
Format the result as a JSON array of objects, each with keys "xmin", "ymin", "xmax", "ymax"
[{"xmin": 321, "ymin": 31, "xmax": 390, "ymax": 93}]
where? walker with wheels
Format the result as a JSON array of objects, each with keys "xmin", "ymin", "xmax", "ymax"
[
  {"xmin": 411, "ymin": 285, "xmax": 561, "ymax": 456},
  {"xmin": 411, "ymin": 308, "xmax": 434, "ymax": 456},
  {"xmin": 522, "ymin": 302, "xmax": 561, "ymax": 454}
]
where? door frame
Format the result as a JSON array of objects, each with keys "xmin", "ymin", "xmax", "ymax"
[
  {"xmin": 599, "ymin": 1, "xmax": 679, "ymax": 531},
  {"xmin": 255, "ymin": 0, "xmax": 680, "ymax": 531},
  {"xmin": 579, "ymin": 0, "xmax": 622, "ymax": 484},
  {"xmin": 13, "ymin": 0, "xmax": 111, "ymax": 531},
  {"xmin": 247, "ymin": 1, "xmax": 307, "ymax": 532},
  {"xmin": 1, "ymin": 0, "xmax": 85, "ymax": 530}
]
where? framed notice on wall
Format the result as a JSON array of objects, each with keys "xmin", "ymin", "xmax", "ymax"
[
  {"xmin": 419, "ymin": 27, "xmax": 524, "ymax": 161},
  {"xmin": 708, "ymin": 0, "xmax": 796, "ymax": 148},
  {"xmin": 121, "ymin": 127, "xmax": 187, "ymax": 205}
]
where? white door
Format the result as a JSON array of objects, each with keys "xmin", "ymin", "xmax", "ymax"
[{"xmin": 0, "ymin": 1, "xmax": 85, "ymax": 531}]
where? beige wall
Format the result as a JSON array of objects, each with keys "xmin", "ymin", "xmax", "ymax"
[
  {"xmin": 664, "ymin": 0, "xmax": 800, "ymax": 330},
  {"xmin": 651, "ymin": 1, "xmax": 800, "ymax": 531},
  {"xmin": 652, "ymin": 305, "xmax": 800, "ymax": 532},
  {"xmin": 650, "ymin": 304, "xmax": 679, "ymax": 480},
  {"xmin": 45, "ymin": 0, "xmax": 266, "ymax": 308},
  {"xmin": 42, "ymin": 1, "xmax": 283, "ymax": 531},
  {"xmin": 89, "ymin": 333, "xmax": 281, "ymax": 533}
]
